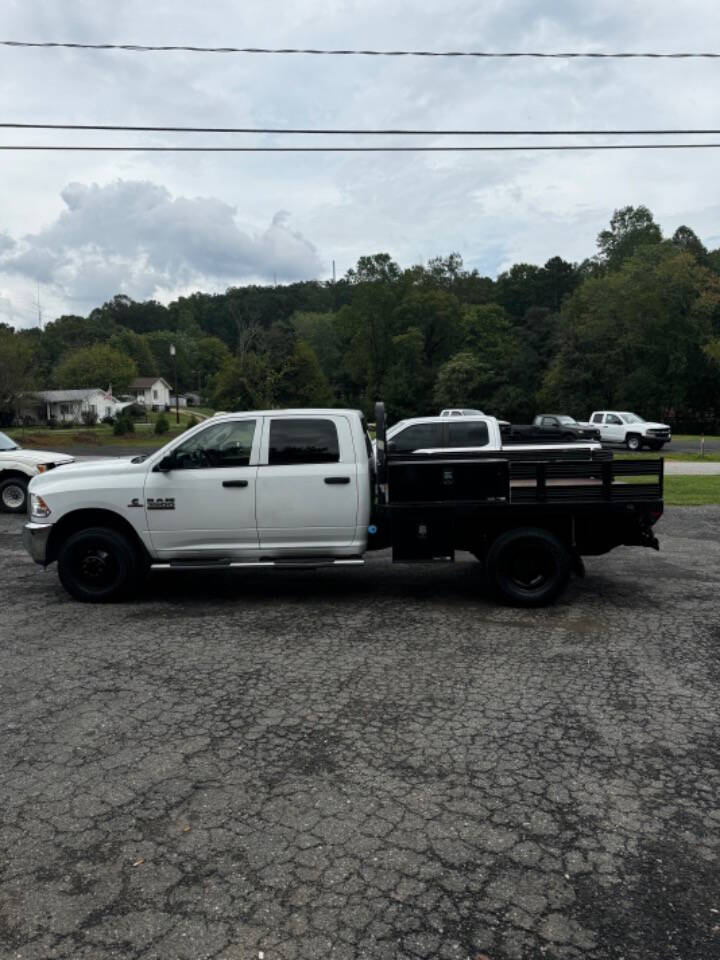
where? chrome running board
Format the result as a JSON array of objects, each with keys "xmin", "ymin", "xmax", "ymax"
[{"xmin": 151, "ymin": 557, "xmax": 365, "ymax": 571}]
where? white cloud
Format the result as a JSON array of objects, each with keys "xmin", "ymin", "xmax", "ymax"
[
  {"xmin": 0, "ymin": 179, "xmax": 322, "ymax": 304},
  {"xmin": 1, "ymin": 0, "xmax": 719, "ymax": 324}
]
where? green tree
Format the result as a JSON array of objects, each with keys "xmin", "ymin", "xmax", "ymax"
[
  {"xmin": 211, "ymin": 353, "xmax": 277, "ymax": 411},
  {"xmin": 53, "ymin": 344, "xmax": 137, "ymax": 393},
  {"xmin": 189, "ymin": 336, "xmax": 232, "ymax": 394},
  {"xmin": 541, "ymin": 244, "xmax": 720, "ymax": 420},
  {"xmin": 392, "ymin": 289, "xmax": 463, "ymax": 370},
  {"xmin": 433, "ymin": 352, "xmax": 487, "ymax": 410},
  {"xmin": 596, "ymin": 205, "xmax": 662, "ymax": 270},
  {"xmin": 108, "ymin": 328, "xmax": 158, "ymax": 376},
  {"xmin": 671, "ymin": 225, "xmax": 708, "ymax": 263},
  {"xmin": 383, "ymin": 328, "xmax": 428, "ymax": 420},
  {"xmin": 0, "ymin": 331, "xmax": 36, "ymax": 422},
  {"xmin": 276, "ymin": 341, "xmax": 334, "ymax": 406}
]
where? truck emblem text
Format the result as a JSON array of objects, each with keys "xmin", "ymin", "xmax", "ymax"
[{"xmin": 147, "ymin": 498, "xmax": 175, "ymax": 511}]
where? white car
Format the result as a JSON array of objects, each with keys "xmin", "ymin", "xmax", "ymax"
[
  {"xmin": 439, "ymin": 408, "xmax": 485, "ymax": 417},
  {"xmin": 0, "ymin": 431, "xmax": 75, "ymax": 513},
  {"xmin": 588, "ymin": 412, "xmax": 671, "ymax": 451}
]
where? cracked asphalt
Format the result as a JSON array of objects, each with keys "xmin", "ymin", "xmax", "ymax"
[{"xmin": 1, "ymin": 509, "xmax": 719, "ymax": 960}]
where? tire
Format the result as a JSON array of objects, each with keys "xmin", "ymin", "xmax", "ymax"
[
  {"xmin": 486, "ymin": 527, "xmax": 571, "ymax": 607},
  {"xmin": 625, "ymin": 434, "xmax": 642, "ymax": 452},
  {"xmin": 0, "ymin": 476, "xmax": 29, "ymax": 514},
  {"xmin": 57, "ymin": 526, "xmax": 141, "ymax": 603}
]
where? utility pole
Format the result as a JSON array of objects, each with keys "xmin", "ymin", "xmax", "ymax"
[
  {"xmin": 332, "ymin": 259, "xmax": 336, "ymax": 284},
  {"xmin": 35, "ymin": 282, "xmax": 43, "ymax": 330},
  {"xmin": 169, "ymin": 343, "xmax": 179, "ymax": 424}
]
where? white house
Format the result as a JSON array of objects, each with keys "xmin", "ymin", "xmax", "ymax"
[
  {"xmin": 23, "ymin": 389, "xmax": 129, "ymax": 424},
  {"xmin": 130, "ymin": 377, "xmax": 171, "ymax": 412}
]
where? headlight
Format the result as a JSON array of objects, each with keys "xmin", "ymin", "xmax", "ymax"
[
  {"xmin": 36, "ymin": 463, "xmax": 56, "ymax": 473},
  {"xmin": 30, "ymin": 493, "xmax": 51, "ymax": 519}
]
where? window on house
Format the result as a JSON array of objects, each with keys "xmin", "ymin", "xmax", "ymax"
[{"xmin": 153, "ymin": 390, "xmax": 158, "ymax": 400}]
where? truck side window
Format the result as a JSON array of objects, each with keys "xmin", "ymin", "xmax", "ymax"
[
  {"xmin": 592, "ymin": 414, "xmax": 603, "ymax": 423},
  {"xmin": 542, "ymin": 417, "xmax": 557, "ymax": 427},
  {"xmin": 606, "ymin": 414, "xmax": 622, "ymax": 424},
  {"xmin": 447, "ymin": 421, "xmax": 489, "ymax": 447},
  {"xmin": 269, "ymin": 419, "xmax": 340, "ymax": 465},
  {"xmin": 173, "ymin": 420, "xmax": 256, "ymax": 469},
  {"xmin": 392, "ymin": 423, "xmax": 444, "ymax": 453}
]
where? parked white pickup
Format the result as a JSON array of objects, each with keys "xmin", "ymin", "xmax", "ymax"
[
  {"xmin": 0, "ymin": 430, "xmax": 74, "ymax": 513},
  {"xmin": 386, "ymin": 415, "xmax": 602, "ymax": 456},
  {"xmin": 589, "ymin": 412, "xmax": 671, "ymax": 451}
]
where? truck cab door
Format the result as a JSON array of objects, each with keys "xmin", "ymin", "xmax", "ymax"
[
  {"xmin": 603, "ymin": 414, "xmax": 624, "ymax": 442},
  {"xmin": 144, "ymin": 417, "xmax": 260, "ymax": 558},
  {"xmin": 256, "ymin": 415, "xmax": 359, "ymax": 552}
]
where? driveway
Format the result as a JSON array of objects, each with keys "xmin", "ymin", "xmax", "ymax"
[{"xmin": 1, "ymin": 510, "xmax": 719, "ymax": 959}]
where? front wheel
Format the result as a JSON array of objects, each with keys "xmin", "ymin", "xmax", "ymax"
[
  {"xmin": 57, "ymin": 527, "xmax": 141, "ymax": 603},
  {"xmin": 0, "ymin": 476, "xmax": 29, "ymax": 514},
  {"xmin": 485, "ymin": 527, "xmax": 571, "ymax": 607},
  {"xmin": 625, "ymin": 434, "xmax": 642, "ymax": 451}
]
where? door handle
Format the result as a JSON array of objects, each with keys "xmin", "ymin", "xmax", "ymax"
[
  {"xmin": 222, "ymin": 479, "xmax": 249, "ymax": 488},
  {"xmin": 324, "ymin": 476, "xmax": 351, "ymax": 484}
]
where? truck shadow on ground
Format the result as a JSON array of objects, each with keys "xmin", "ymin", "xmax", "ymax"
[{"xmin": 128, "ymin": 555, "xmax": 657, "ymax": 612}]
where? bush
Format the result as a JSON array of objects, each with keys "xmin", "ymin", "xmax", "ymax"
[
  {"xmin": 154, "ymin": 414, "xmax": 170, "ymax": 435},
  {"xmin": 184, "ymin": 415, "xmax": 199, "ymax": 431},
  {"xmin": 101, "ymin": 415, "xmax": 115, "ymax": 426},
  {"xmin": 113, "ymin": 412, "xmax": 135, "ymax": 435}
]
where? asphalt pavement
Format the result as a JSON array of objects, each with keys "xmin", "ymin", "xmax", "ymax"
[{"xmin": 1, "ymin": 510, "xmax": 719, "ymax": 959}]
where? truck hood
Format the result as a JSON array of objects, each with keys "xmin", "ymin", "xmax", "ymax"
[
  {"xmin": 640, "ymin": 421, "xmax": 671, "ymax": 431},
  {"xmin": 2, "ymin": 448, "xmax": 75, "ymax": 467},
  {"xmin": 29, "ymin": 455, "xmax": 145, "ymax": 488}
]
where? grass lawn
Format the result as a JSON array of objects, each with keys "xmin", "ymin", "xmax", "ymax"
[
  {"xmin": 662, "ymin": 476, "xmax": 720, "ymax": 506},
  {"xmin": 7, "ymin": 408, "xmax": 211, "ymax": 448},
  {"xmin": 624, "ymin": 451, "xmax": 720, "ymax": 462}
]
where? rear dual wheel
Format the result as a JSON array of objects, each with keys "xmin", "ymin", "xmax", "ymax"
[{"xmin": 485, "ymin": 527, "xmax": 571, "ymax": 607}]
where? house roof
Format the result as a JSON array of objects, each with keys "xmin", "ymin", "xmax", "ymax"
[
  {"xmin": 34, "ymin": 389, "xmax": 107, "ymax": 402},
  {"xmin": 131, "ymin": 377, "xmax": 171, "ymax": 389}
]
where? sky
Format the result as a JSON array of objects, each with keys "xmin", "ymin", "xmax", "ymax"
[{"xmin": 2, "ymin": 0, "xmax": 720, "ymax": 328}]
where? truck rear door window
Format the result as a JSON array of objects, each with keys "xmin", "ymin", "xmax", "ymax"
[
  {"xmin": 269, "ymin": 419, "xmax": 340, "ymax": 465},
  {"xmin": 392, "ymin": 423, "xmax": 444, "ymax": 453},
  {"xmin": 447, "ymin": 421, "xmax": 489, "ymax": 447}
]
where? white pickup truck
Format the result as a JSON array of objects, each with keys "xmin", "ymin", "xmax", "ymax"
[
  {"xmin": 0, "ymin": 430, "xmax": 74, "ymax": 513},
  {"xmin": 23, "ymin": 405, "xmax": 664, "ymax": 607},
  {"xmin": 589, "ymin": 412, "xmax": 671, "ymax": 451}
]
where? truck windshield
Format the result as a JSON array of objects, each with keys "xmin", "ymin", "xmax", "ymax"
[
  {"xmin": 621, "ymin": 413, "xmax": 645, "ymax": 424},
  {"xmin": 555, "ymin": 416, "xmax": 577, "ymax": 425},
  {"xmin": 0, "ymin": 431, "xmax": 19, "ymax": 451}
]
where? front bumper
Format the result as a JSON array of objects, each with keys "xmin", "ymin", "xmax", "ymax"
[{"xmin": 23, "ymin": 522, "xmax": 53, "ymax": 566}]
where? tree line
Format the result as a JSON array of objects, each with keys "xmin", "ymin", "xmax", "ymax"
[{"xmin": 2, "ymin": 205, "xmax": 720, "ymax": 429}]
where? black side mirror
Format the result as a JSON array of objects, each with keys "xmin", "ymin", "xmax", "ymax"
[{"xmin": 155, "ymin": 453, "xmax": 176, "ymax": 473}]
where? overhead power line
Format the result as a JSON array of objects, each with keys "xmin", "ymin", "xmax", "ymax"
[
  {"xmin": 2, "ymin": 143, "xmax": 720, "ymax": 152},
  {"xmin": 1, "ymin": 41, "xmax": 720, "ymax": 58},
  {"xmin": 3, "ymin": 122, "xmax": 720, "ymax": 136}
]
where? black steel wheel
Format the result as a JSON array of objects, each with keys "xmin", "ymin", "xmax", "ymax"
[
  {"xmin": 57, "ymin": 527, "xmax": 139, "ymax": 603},
  {"xmin": 486, "ymin": 527, "xmax": 571, "ymax": 607},
  {"xmin": 0, "ymin": 476, "xmax": 29, "ymax": 514}
]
